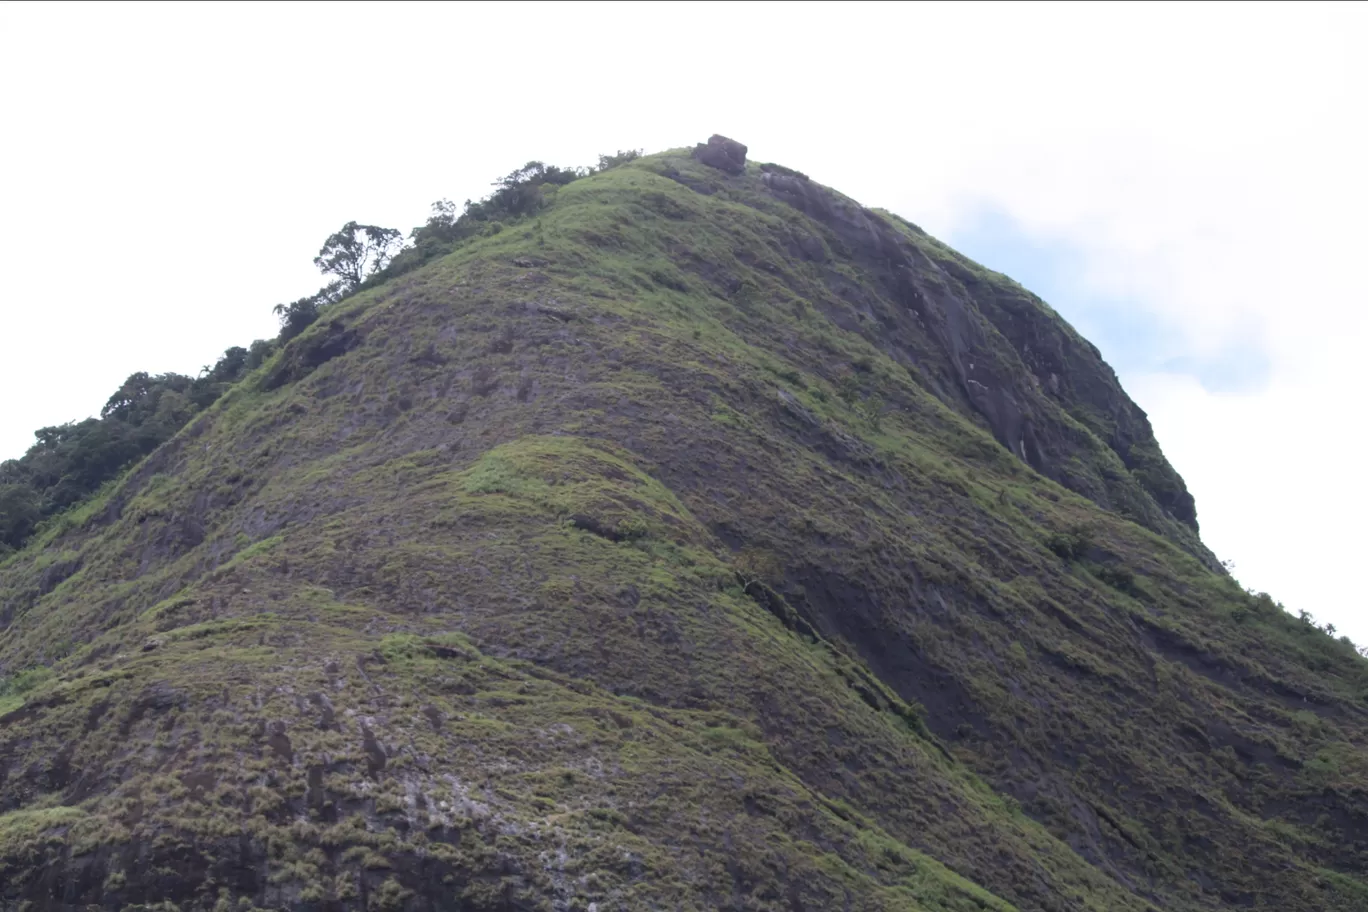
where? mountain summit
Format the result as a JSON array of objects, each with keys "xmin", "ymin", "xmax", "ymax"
[{"xmin": 1, "ymin": 137, "xmax": 1365, "ymax": 911}]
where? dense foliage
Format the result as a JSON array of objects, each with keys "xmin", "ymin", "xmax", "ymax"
[
  {"xmin": 0, "ymin": 344, "xmax": 274, "ymax": 555},
  {"xmin": 313, "ymin": 223, "xmax": 405, "ymax": 291}
]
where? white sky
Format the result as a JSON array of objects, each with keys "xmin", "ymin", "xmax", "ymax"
[{"xmin": 1, "ymin": 2, "xmax": 1364, "ymax": 640}]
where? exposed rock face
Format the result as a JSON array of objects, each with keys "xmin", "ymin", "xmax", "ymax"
[
  {"xmin": 759, "ymin": 167, "xmax": 1207, "ymax": 558},
  {"xmin": 692, "ymin": 133, "xmax": 748, "ymax": 174}
]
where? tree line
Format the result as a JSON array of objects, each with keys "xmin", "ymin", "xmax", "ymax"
[
  {"xmin": 0, "ymin": 150, "xmax": 642, "ymax": 556},
  {"xmin": 0, "ymin": 347, "xmax": 268, "ymax": 554},
  {"xmin": 275, "ymin": 152, "xmax": 640, "ymax": 341}
]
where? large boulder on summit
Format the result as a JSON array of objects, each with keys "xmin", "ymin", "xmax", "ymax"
[{"xmin": 693, "ymin": 133, "xmax": 748, "ymax": 173}]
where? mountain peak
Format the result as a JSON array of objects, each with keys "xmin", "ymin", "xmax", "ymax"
[{"xmin": 0, "ymin": 139, "xmax": 1364, "ymax": 911}]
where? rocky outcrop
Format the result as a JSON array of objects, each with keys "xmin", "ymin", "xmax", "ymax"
[{"xmin": 693, "ymin": 134, "xmax": 748, "ymax": 174}]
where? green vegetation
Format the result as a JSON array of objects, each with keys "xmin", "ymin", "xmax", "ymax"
[
  {"xmin": 0, "ymin": 150, "xmax": 671, "ymax": 562},
  {"xmin": 0, "ymin": 347, "xmax": 270, "ymax": 555},
  {"xmin": 314, "ymin": 222, "xmax": 405, "ymax": 291},
  {"xmin": 0, "ymin": 665, "xmax": 53, "ymax": 714},
  {"xmin": 0, "ymin": 141, "xmax": 1364, "ymax": 911}
]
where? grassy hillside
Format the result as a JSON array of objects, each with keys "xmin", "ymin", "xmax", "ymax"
[{"xmin": 1, "ymin": 140, "xmax": 1365, "ymax": 911}]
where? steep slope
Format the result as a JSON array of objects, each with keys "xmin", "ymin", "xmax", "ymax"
[{"xmin": 1, "ymin": 138, "xmax": 1365, "ymax": 912}]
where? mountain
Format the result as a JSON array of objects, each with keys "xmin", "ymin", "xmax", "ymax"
[{"xmin": 1, "ymin": 135, "xmax": 1365, "ymax": 912}]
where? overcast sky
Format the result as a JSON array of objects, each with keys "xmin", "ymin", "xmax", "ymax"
[{"xmin": 1, "ymin": 2, "xmax": 1364, "ymax": 640}]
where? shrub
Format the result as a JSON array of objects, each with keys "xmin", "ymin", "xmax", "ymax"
[
  {"xmin": 0, "ymin": 666, "xmax": 53, "ymax": 699},
  {"xmin": 1046, "ymin": 526, "xmax": 1093, "ymax": 561},
  {"xmin": 1096, "ymin": 564, "xmax": 1137, "ymax": 594},
  {"xmin": 596, "ymin": 149, "xmax": 641, "ymax": 171},
  {"xmin": 389, "ymin": 159, "xmax": 593, "ymax": 280},
  {"xmin": 836, "ymin": 373, "xmax": 861, "ymax": 405},
  {"xmin": 732, "ymin": 280, "xmax": 761, "ymax": 313},
  {"xmin": 857, "ymin": 394, "xmax": 884, "ymax": 431}
]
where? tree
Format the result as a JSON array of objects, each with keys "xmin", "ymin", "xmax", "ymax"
[
  {"xmin": 596, "ymin": 149, "xmax": 641, "ymax": 171},
  {"xmin": 428, "ymin": 198, "xmax": 458, "ymax": 228},
  {"xmin": 313, "ymin": 222, "xmax": 404, "ymax": 290},
  {"xmin": 206, "ymin": 346, "xmax": 248, "ymax": 382},
  {"xmin": 273, "ymin": 281, "xmax": 345, "ymax": 341},
  {"xmin": 483, "ymin": 162, "xmax": 584, "ymax": 219},
  {"xmin": 101, "ymin": 372, "xmax": 194, "ymax": 425},
  {"xmin": 273, "ymin": 296, "xmax": 320, "ymax": 341},
  {"xmin": 0, "ymin": 354, "xmax": 262, "ymax": 555},
  {"xmin": 0, "ymin": 484, "xmax": 40, "ymax": 552},
  {"xmin": 245, "ymin": 338, "xmax": 277, "ymax": 370}
]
